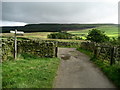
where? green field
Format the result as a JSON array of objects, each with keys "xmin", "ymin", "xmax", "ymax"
[
  {"xmin": 68, "ymin": 25, "xmax": 118, "ymax": 39},
  {"xmin": 2, "ymin": 53, "xmax": 60, "ymax": 88},
  {"xmin": 1, "ymin": 32, "xmax": 52, "ymax": 39}
]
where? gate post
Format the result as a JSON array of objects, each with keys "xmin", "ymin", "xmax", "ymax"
[
  {"xmin": 110, "ymin": 47, "xmax": 115, "ymax": 65},
  {"xmin": 93, "ymin": 43, "xmax": 98, "ymax": 58},
  {"xmin": 55, "ymin": 42, "xmax": 58, "ymax": 57}
]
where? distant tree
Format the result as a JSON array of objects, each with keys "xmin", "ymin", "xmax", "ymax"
[{"xmin": 86, "ymin": 29, "xmax": 109, "ymax": 43}]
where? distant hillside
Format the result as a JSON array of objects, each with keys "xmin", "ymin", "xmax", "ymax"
[{"xmin": 1, "ymin": 23, "xmax": 117, "ymax": 33}]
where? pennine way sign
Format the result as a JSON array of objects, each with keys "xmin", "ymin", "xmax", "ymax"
[{"xmin": 10, "ymin": 29, "xmax": 24, "ymax": 60}]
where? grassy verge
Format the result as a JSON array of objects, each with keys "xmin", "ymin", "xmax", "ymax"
[
  {"xmin": 77, "ymin": 48, "xmax": 120, "ymax": 88},
  {"xmin": 2, "ymin": 53, "xmax": 60, "ymax": 88}
]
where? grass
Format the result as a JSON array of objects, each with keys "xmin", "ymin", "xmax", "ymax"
[
  {"xmin": 77, "ymin": 48, "xmax": 120, "ymax": 88},
  {"xmin": 0, "ymin": 63, "xmax": 2, "ymax": 90},
  {"xmin": 22, "ymin": 32, "xmax": 52, "ymax": 39},
  {"xmin": 2, "ymin": 53, "xmax": 60, "ymax": 88},
  {"xmin": 1, "ymin": 32, "xmax": 85, "ymax": 43},
  {"xmin": 2, "ymin": 32, "xmax": 52, "ymax": 39},
  {"xmin": 96, "ymin": 25, "xmax": 118, "ymax": 38}
]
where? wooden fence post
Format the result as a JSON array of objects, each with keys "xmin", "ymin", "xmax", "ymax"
[
  {"xmin": 94, "ymin": 44, "xmax": 97, "ymax": 58},
  {"xmin": 110, "ymin": 47, "xmax": 115, "ymax": 65},
  {"xmin": 55, "ymin": 42, "xmax": 58, "ymax": 57},
  {"xmin": 55, "ymin": 47, "xmax": 58, "ymax": 57}
]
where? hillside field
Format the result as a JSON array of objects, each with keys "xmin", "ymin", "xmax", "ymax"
[
  {"xmin": 2, "ymin": 25, "xmax": 119, "ymax": 41},
  {"xmin": 68, "ymin": 25, "xmax": 118, "ymax": 39}
]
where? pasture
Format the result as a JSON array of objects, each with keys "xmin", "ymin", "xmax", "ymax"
[
  {"xmin": 68, "ymin": 25, "xmax": 118, "ymax": 39},
  {"xmin": 1, "ymin": 32, "xmax": 51, "ymax": 39}
]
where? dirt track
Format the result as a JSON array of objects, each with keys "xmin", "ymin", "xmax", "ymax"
[{"xmin": 54, "ymin": 48, "xmax": 116, "ymax": 88}]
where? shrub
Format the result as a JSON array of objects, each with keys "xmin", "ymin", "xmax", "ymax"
[{"xmin": 86, "ymin": 29, "xmax": 110, "ymax": 43}]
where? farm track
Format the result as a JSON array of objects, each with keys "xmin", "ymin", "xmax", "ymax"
[{"xmin": 54, "ymin": 48, "xmax": 116, "ymax": 88}]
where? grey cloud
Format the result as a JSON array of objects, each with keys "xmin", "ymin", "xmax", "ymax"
[{"xmin": 2, "ymin": 2, "xmax": 117, "ymax": 24}]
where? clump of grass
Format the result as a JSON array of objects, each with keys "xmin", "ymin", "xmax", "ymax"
[
  {"xmin": 2, "ymin": 53, "xmax": 60, "ymax": 88},
  {"xmin": 77, "ymin": 47, "xmax": 120, "ymax": 88}
]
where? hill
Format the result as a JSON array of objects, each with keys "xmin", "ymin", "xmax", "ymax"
[{"xmin": 1, "ymin": 23, "xmax": 117, "ymax": 33}]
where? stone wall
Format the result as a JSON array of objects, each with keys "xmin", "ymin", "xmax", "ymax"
[
  {"xmin": 80, "ymin": 42, "xmax": 96, "ymax": 51},
  {"xmin": 80, "ymin": 42, "xmax": 120, "ymax": 65},
  {"xmin": 2, "ymin": 39, "xmax": 56, "ymax": 61},
  {"xmin": 42, "ymin": 40, "xmax": 81, "ymax": 47},
  {"xmin": 17, "ymin": 40, "xmax": 56, "ymax": 58},
  {"xmin": 2, "ymin": 39, "xmax": 14, "ymax": 61}
]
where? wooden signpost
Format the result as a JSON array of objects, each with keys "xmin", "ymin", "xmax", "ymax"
[{"xmin": 10, "ymin": 29, "xmax": 24, "ymax": 60}]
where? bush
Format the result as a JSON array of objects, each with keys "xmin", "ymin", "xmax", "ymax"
[
  {"xmin": 47, "ymin": 32, "xmax": 73, "ymax": 39},
  {"xmin": 86, "ymin": 29, "xmax": 110, "ymax": 43}
]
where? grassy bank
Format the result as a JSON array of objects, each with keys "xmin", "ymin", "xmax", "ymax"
[
  {"xmin": 2, "ymin": 53, "xmax": 60, "ymax": 88},
  {"xmin": 77, "ymin": 48, "xmax": 120, "ymax": 88}
]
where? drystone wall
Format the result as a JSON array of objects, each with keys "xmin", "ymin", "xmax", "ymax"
[
  {"xmin": 2, "ymin": 39, "xmax": 56, "ymax": 61},
  {"xmin": 81, "ymin": 42, "xmax": 120, "ymax": 65},
  {"xmin": 2, "ymin": 39, "xmax": 14, "ymax": 61},
  {"xmin": 17, "ymin": 40, "xmax": 56, "ymax": 58},
  {"xmin": 41, "ymin": 40, "xmax": 81, "ymax": 47}
]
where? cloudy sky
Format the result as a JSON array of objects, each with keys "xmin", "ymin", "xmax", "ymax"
[{"xmin": 1, "ymin": 0, "xmax": 119, "ymax": 26}]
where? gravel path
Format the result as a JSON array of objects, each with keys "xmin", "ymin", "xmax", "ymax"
[{"xmin": 54, "ymin": 48, "xmax": 116, "ymax": 88}]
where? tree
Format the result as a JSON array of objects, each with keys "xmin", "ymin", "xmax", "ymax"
[{"xmin": 86, "ymin": 29, "xmax": 109, "ymax": 43}]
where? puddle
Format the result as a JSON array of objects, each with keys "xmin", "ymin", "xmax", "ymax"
[{"xmin": 61, "ymin": 54, "xmax": 71, "ymax": 60}]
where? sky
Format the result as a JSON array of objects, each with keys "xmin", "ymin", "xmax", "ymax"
[{"xmin": 1, "ymin": 0, "xmax": 119, "ymax": 26}]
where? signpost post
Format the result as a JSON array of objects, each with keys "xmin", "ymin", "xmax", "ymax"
[
  {"xmin": 14, "ymin": 29, "xmax": 17, "ymax": 60},
  {"xmin": 10, "ymin": 29, "xmax": 24, "ymax": 60}
]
